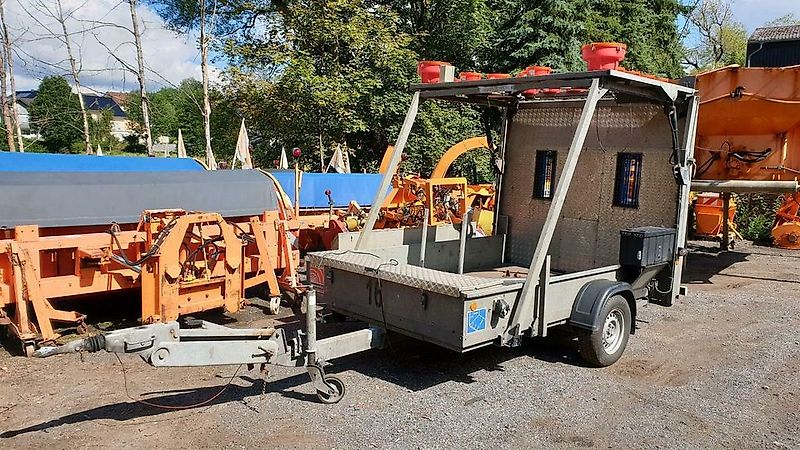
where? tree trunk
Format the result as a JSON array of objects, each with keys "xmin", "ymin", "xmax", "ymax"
[
  {"xmin": 129, "ymin": 0, "xmax": 153, "ymax": 156},
  {"xmin": 56, "ymin": 0, "xmax": 91, "ymax": 154},
  {"xmin": 0, "ymin": 0, "xmax": 22, "ymax": 151},
  {"xmin": 0, "ymin": 34, "xmax": 14, "ymax": 152},
  {"xmin": 199, "ymin": 0, "xmax": 216, "ymax": 169}
]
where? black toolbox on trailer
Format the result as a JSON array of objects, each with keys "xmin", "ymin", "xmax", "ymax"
[{"xmin": 619, "ymin": 227, "xmax": 676, "ymax": 268}]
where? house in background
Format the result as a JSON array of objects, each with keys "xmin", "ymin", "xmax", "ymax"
[
  {"xmin": 82, "ymin": 93, "xmax": 134, "ymax": 141},
  {"xmin": 747, "ymin": 24, "xmax": 800, "ymax": 67},
  {"xmin": 14, "ymin": 90, "xmax": 38, "ymax": 137},
  {"xmin": 11, "ymin": 90, "xmax": 135, "ymax": 141}
]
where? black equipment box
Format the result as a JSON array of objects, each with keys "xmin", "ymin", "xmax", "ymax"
[{"xmin": 619, "ymin": 227, "xmax": 676, "ymax": 268}]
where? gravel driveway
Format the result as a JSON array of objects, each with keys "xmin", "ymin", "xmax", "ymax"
[{"xmin": 0, "ymin": 241, "xmax": 798, "ymax": 449}]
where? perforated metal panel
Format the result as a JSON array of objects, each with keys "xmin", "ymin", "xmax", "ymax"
[{"xmin": 501, "ymin": 103, "xmax": 680, "ymax": 273}]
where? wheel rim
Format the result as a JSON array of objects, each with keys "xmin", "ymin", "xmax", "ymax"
[
  {"xmin": 317, "ymin": 376, "xmax": 344, "ymax": 404},
  {"xmin": 602, "ymin": 308, "xmax": 624, "ymax": 354}
]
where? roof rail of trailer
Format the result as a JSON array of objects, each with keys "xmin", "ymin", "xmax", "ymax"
[{"xmin": 408, "ymin": 69, "xmax": 695, "ymax": 106}]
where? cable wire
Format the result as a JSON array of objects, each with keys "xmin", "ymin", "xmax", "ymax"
[{"xmin": 114, "ymin": 353, "xmax": 243, "ymax": 410}]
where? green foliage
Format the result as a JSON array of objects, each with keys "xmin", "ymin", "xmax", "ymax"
[
  {"xmin": 385, "ymin": 0, "xmax": 493, "ymax": 70},
  {"xmin": 684, "ymin": 0, "xmax": 747, "ymax": 71},
  {"xmin": 764, "ymin": 13, "xmax": 800, "ymax": 27},
  {"xmin": 222, "ymin": 0, "xmax": 419, "ymax": 171},
  {"xmin": 146, "ymin": 0, "xmax": 687, "ymax": 178},
  {"xmin": 584, "ymin": 0, "xmax": 686, "ymax": 77},
  {"xmin": 29, "ymin": 76, "xmax": 83, "ymax": 153},
  {"xmin": 89, "ymin": 108, "xmax": 114, "ymax": 151},
  {"xmin": 733, "ymin": 193, "xmax": 782, "ymax": 242},
  {"xmin": 481, "ymin": 0, "xmax": 585, "ymax": 73},
  {"xmin": 126, "ymin": 79, "xmax": 241, "ymax": 161}
]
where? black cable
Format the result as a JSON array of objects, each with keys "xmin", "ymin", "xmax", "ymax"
[
  {"xmin": 105, "ymin": 217, "xmax": 179, "ymax": 268},
  {"xmin": 371, "ymin": 259, "xmax": 399, "ymax": 350}
]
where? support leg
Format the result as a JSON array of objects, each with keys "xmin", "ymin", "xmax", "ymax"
[{"xmin": 721, "ymin": 192, "xmax": 731, "ymax": 251}]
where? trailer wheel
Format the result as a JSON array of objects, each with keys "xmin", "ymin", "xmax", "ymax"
[
  {"xmin": 577, "ymin": 295, "xmax": 631, "ymax": 367},
  {"xmin": 316, "ymin": 376, "xmax": 345, "ymax": 404}
]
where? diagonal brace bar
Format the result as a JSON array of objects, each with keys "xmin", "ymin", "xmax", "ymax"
[
  {"xmin": 503, "ymin": 79, "xmax": 609, "ymax": 343},
  {"xmin": 355, "ymin": 92, "xmax": 421, "ymax": 249}
]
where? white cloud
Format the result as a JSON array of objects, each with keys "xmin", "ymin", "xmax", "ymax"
[
  {"xmin": 732, "ymin": 0, "xmax": 800, "ymax": 32},
  {"xmin": 7, "ymin": 0, "xmax": 218, "ymax": 92}
]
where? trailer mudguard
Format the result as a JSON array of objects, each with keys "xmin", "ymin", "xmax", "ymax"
[{"xmin": 569, "ymin": 280, "xmax": 637, "ymax": 334}]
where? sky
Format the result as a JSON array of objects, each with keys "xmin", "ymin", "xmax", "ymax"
[
  {"xmin": 7, "ymin": 0, "xmax": 800, "ymax": 93},
  {"xmin": 8, "ymin": 0, "xmax": 217, "ymax": 92},
  {"xmin": 732, "ymin": 0, "xmax": 800, "ymax": 31}
]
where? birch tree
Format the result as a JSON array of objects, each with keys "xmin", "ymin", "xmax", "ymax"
[
  {"xmin": 129, "ymin": 0, "xmax": 153, "ymax": 156},
  {"xmin": 21, "ymin": 0, "xmax": 93, "ymax": 153},
  {"xmin": 0, "ymin": 32, "xmax": 13, "ymax": 151},
  {"xmin": 55, "ymin": 0, "xmax": 91, "ymax": 154},
  {"xmin": 148, "ymin": 0, "xmax": 217, "ymax": 168},
  {"xmin": 0, "ymin": 0, "xmax": 21, "ymax": 150}
]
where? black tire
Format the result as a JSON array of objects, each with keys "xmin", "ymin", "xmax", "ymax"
[
  {"xmin": 316, "ymin": 376, "xmax": 345, "ymax": 404},
  {"xmin": 577, "ymin": 295, "xmax": 631, "ymax": 367}
]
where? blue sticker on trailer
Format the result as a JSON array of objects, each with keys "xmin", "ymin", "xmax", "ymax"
[{"xmin": 466, "ymin": 308, "xmax": 487, "ymax": 334}]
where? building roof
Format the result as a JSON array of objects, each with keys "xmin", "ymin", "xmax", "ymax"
[
  {"xmin": 749, "ymin": 25, "xmax": 800, "ymax": 43},
  {"xmin": 82, "ymin": 94, "xmax": 126, "ymax": 118},
  {"xmin": 106, "ymin": 91, "xmax": 130, "ymax": 110},
  {"xmin": 16, "ymin": 90, "xmax": 37, "ymax": 108},
  {"xmin": 13, "ymin": 90, "xmax": 127, "ymax": 118}
]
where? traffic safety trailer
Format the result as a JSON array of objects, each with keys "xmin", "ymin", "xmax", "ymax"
[{"xmin": 37, "ymin": 70, "xmax": 699, "ymax": 404}]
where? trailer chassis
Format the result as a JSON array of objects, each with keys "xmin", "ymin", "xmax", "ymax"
[{"xmin": 35, "ymin": 289, "xmax": 384, "ymax": 404}]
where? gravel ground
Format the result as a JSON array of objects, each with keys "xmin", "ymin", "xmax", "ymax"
[{"xmin": 0, "ymin": 240, "xmax": 798, "ymax": 449}]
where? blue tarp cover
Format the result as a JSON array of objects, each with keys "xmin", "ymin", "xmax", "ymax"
[
  {"xmin": 0, "ymin": 152, "xmax": 204, "ymax": 172},
  {"xmin": 268, "ymin": 171, "xmax": 386, "ymax": 208}
]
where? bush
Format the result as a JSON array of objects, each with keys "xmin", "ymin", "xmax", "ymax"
[
  {"xmin": 123, "ymin": 135, "xmax": 146, "ymax": 154},
  {"xmin": 733, "ymin": 193, "xmax": 782, "ymax": 242}
]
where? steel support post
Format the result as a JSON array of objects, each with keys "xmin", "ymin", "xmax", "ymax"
[
  {"xmin": 671, "ymin": 95, "xmax": 700, "ymax": 300},
  {"xmin": 721, "ymin": 192, "xmax": 731, "ymax": 251},
  {"xmin": 457, "ymin": 209, "xmax": 472, "ymax": 274},
  {"xmin": 419, "ymin": 208, "xmax": 429, "ymax": 267}
]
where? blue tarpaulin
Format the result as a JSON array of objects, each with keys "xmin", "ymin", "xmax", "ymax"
[
  {"xmin": 268, "ymin": 171, "xmax": 387, "ymax": 208},
  {"xmin": 0, "ymin": 152, "xmax": 204, "ymax": 172}
]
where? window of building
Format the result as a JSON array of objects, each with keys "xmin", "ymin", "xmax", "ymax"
[
  {"xmin": 533, "ymin": 150, "xmax": 557, "ymax": 199},
  {"xmin": 613, "ymin": 153, "xmax": 643, "ymax": 208}
]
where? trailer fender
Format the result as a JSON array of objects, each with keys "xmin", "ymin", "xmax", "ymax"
[{"xmin": 569, "ymin": 280, "xmax": 637, "ymax": 334}]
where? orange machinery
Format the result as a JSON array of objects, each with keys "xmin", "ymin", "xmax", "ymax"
[
  {"xmin": 693, "ymin": 65, "xmax": 800, "ymax": 247},
  {"xmin": 0, "ymin": 170, "xmax": 301, "ymax": 355},
  {"xmin": 376, "ymin": 136, "xmax": 495, "ymax": 232},
  {"xmin": 297, "ymin": 137, "xmax": 496, "ymax": 251}
]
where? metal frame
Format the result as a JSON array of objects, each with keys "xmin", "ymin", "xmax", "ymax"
[
  {"xmin": 671, "ymin": 95, "xmax": 700, "ymax": 299},
  {"xmin": 356, "ymin": 92, "xmax": 421, "ymax": 249},
  {"xmin": 333, "ymin": 70, "xmax": 698, "ymax": 348}
]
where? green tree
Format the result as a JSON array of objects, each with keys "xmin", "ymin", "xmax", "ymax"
[
  {"xmin": 223, "ymin": 0, "xmax": 419, "ymax": 171},
  {"xmin": 584, "ymin": 0, "xmax": 686, "ymax": 77},
  {"xmin": 29, "ymin": 76, "xmax": 83, "ymax": 152},
  {"xmin": 683, "ymin": 0, "xmax": 747, "ymax": 71},
  {"xmin": 127, "ymin": 79, "xmax": 241, "ymax": 161},
  {"xmin": 481, "ymin": 0, "xmax": 585, "ymax": 73},
  {"xmin": 88, "ymin": 108, "xmax": 114, "ymax": 151},
  {"xmin": 213, "ymin": 0, "xmax": 686, "ymax": 178}
]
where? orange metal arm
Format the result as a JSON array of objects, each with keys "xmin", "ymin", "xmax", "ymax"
[
  {"xmin": 430, "ymin": 137, "xmax": 489, "ymax": 179},
  {"xmin": 378, "ymin": 145, "xmax": 395, "ymax": 174}
]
